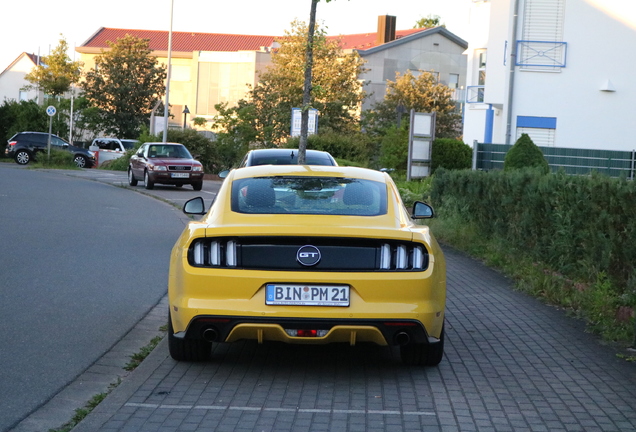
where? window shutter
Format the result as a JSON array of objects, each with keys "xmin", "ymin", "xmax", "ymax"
[
  {"xmin": 519, "ymin": 0, "xmax": 567, "ymax": 70},
  {"xmin": 516, "ymin": 127, "xmax": 556, "ymax": 147}
]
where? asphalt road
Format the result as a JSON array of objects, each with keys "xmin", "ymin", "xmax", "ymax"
[{"xmin": 0, "ymin": 163, "xmax": 196, "ymax": 431}]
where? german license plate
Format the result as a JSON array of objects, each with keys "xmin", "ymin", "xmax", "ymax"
[
  {"xmin": 265, "ymin": 284, "xmax": 350, "ymax": 306},
  {"xmin": 171, "ymin": 173, "xmax": 189, "ymax": 178}
]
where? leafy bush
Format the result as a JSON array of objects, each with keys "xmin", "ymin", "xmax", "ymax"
[
  {"xmin": 0, "ymin": 100, "xmax": 48, "ymax": 141},
  {"xmin": 99, "ymin": 150, "xmax": 136, "ymax": 171},
  {"xmin": 378, "ymin": 124, "xmax": 409, "ymax": 171},
  {"xmin": 504, "ymin": 133, "xmax": 549, "ymax": 173},
  {"xmin": 431, "ymin": 138, "xmax": 472, "ymax": 173},
  {"xmin": 286, "ymin": 130, "xmax": 376, "ymax": 166},
  {"xmin": 31, "ymin": 149, "xmax": 77, "ymax": 169}
]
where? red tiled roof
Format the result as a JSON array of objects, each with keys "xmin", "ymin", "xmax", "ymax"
[
  {"xmin": 25, "ymin": 53, "xmax": 44, "ymax": 65},
  {"xmin": 80, "ymin": 27, "xmax": 430, "ymax": 53},
  {"xmin": 81, "ymin": 28, "xmax": 278, "ymax": 52},
  {"xmin": 330, "ymin": 28, "xmax": 428, "ymax": 50}
]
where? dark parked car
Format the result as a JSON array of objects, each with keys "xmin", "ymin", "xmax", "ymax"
[
  {"xmin": 5, "ymin": 132, "xmax": 96, "ymax": 168},
  {"xmin": 128, "ymin": 142, "xmax": 204, "ymax": 191},
  {"xmin": 239, "ymin": 148, "xmax": 337, "ymax": 167}
]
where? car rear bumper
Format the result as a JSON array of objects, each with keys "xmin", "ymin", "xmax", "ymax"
[{"xmin": 173, "ymin": 315, "xmax": 441, "ymax": 347}]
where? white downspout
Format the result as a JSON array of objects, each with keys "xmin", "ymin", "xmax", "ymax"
[{"xmin": 505, "ymin": 0, "xmax": 521, "ymax": 144}]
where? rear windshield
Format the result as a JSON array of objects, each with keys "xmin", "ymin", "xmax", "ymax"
[
  {"xmin": 231, "ymin": 177, "xmax": 387, "ymax": 216},
  {"xmin": 249, "ymin": 152, "xmax": 334, "ymax": 166}
]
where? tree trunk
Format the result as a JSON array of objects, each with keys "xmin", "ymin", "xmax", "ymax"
[{"xmin": 298, "ymin": 0, "xmax": 318, "ymax": 164}]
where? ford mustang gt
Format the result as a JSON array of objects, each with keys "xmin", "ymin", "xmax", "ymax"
[{"xmin": 168, "ymin": 165, "xmax": 446, "ymax": 366}]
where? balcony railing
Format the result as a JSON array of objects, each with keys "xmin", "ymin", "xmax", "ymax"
[
  {"xmin": 516, "ymin": 40, "xmax": 567, "ymax": 68},
  {"xmin": 466, "ymin": 85, "xmax": 485, "ymax": 103}
]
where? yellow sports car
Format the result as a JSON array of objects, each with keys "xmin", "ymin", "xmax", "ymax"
[{"xmin": 168, "ymin": 165, "xmax": 446, "ymax": 366}]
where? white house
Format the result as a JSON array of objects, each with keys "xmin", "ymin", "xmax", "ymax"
[
  {"xmin": 463, "ymin": 0, "xmax": 636, "ymax": 150},
  {"xmin": 0, "ymin": 52, "xmax": 44, "ymax": 103}
]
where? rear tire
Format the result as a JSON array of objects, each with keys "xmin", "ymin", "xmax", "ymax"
[
  {"xmin": 168, "ymin": 312, "xmax": 211, "ymax": 361},
  {"xmin": 74, "ymin": 155, "xmax": 88, "ymax": 168},
  {"xmin": 15, "ymin": 150, "xmax": 31, "ymax": 165},
  {"xmin": 128, "ymin": 168, "xmax": 138, "ymax": 186},
  {"xmin": 144, "ymin": 170, "xmax": 154, "ymax": 190},
  {"xmin": 400, "ymin": 326, "xmax": 444, "ymax": 366}
]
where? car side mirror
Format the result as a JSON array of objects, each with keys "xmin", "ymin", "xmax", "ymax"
[
  {"xmin": 218, "ymin": 170, "xmax": 230, "ymax": 179},
  {"xmin": 183, "ymin": 197, "xmax": 206, "ymax": 215},
  {"xmin": 411, "ymin": 201, "xmax": 434, "ymax": 219}
]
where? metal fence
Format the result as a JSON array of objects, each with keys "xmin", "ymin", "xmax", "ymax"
[{"xmin": 473, "ymin": 142, "xmax": 636, "ymax": 179}]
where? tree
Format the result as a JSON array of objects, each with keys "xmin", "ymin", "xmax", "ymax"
[
  {"xmin": 371, "ymin": 70, "xmax": 462, "ymax": 139},
  {"xmin": 0, "ymin": 100, "xmax": 47, "ymax": 141},
  {"xmin": 81, "ymin": 35, "xmax": 167, "ymax": 138},
  {"xmin": 504, "ymin": 133, "xmax": 550, "ymax": 173},
  {"xmin": 213, "ymin": 19, "xmax": 366, "ymax": 149},
  {"xmin": 24, "ymin": 36, "xmax": 82, "ymax": 97},
  {"xmin": 414, "ymin": 15, "xmax": 444, "ymax": 29}
]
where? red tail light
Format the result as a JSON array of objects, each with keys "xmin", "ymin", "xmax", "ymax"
[
  {"xmin": 8, "ymin": 141, "xmax": 17, "ymax": 147},
  {"xmin": 297, "ymin": 329, "xmax": 319, "ymax": 337}
]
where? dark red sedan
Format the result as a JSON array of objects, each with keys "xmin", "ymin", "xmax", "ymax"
[{"xmin": 128, "ymin": 142, "xmax": 204, "ymax": 191}]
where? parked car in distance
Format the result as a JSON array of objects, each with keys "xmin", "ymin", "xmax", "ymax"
[
  {"xmin": 218, "ymin": 148, "xmax": 338, "ymax": 178},
  {"xmin": 168, "ymin": 164, "xmax": 446, "ymax": 366},
  {"xmin": 90, "ymin": 137, "xmax": 139, "ymax": 165},
  {"xmin": 128, "ymin": 142, "xmax": 204, "ymax": 191},
  {"xmin": 239, "ymin": 148, "xmax": 337, "ymax": 167},
  {"xmin": 5, "ymin": 132, "xmax": 95, "ymax": 168}
]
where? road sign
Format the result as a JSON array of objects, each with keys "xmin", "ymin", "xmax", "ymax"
[
  {"xmin": 46, "ymin": 106, "xmax": 56, "ymax": 117},
  {"xmin": 290, "ymin": 108, "xmax": 318, "ymax": 137}
]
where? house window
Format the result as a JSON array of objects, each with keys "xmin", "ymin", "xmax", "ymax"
[
  {"xmin": 516, "ymin": 116, "xmax": 557, "ymax": 146},
  {"xmin": 518, "ymin": 0, "xmax": 566, "ymax": 70},
  {"xmin": 449, "ymin": 73, "xmax": 459, "ymax": 89},
  {"xmin": 472, "ymin": 49, "xmax": 487, "ymax": 102},
  {"xmin": 19, "ymin": 90, "xmax": 29, "ymax": 101}
]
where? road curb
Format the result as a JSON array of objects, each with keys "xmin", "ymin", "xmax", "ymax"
[{"xmin": 10, "ymin": 297, "xmax": 169, "ymax": 432}]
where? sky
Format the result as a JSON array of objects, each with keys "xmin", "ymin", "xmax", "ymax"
[{"xmin": 0, "ymin": 0, "xmax": 471, "ymax": 71}]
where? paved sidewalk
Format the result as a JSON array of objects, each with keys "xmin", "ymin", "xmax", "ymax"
[{"xmin": 71, "ymin": 247, "xmax": 636, "ymax": 432}]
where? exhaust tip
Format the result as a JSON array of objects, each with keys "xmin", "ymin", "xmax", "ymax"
[
  {"xmin": 202, "ymin": 328, "xmax": 218, "ymax": 343},
  {"xmin": 395, "ymin": 331, "xmax": 410, "ymax": 346}
]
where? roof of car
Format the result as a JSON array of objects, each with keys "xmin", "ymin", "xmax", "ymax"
[
  {"xmin": 248, "ymin": 148, "xmax": 330, "ymax": 156},
  {"xmin": 230, "ymin": 164, "xmax": 387, "ymax": 182},
  {"xmin": 144, "ymin": 142, "xmax": 184, "ymax": 145}
]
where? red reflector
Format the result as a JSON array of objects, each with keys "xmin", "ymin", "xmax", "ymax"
[
  {"xmin": 297, "ymin": 329, "xmax": 319, "ymax": 337},
  {"xmin": 384, "ymin": 322, "xmax": 417, "ymax": 327}
]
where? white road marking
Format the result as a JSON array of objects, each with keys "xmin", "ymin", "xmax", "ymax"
[{"xmin": 125, "ymin": 402, "xmax": 435, "ymax": 416}]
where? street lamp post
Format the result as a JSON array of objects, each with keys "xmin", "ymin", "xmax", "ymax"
[
  {"xmin": 162, "ymin": 0, "xmax": 174, "ymax": 143},
  {"xmin": 182, "ymin": 105, "xmax": 190, "ymax": 129}
]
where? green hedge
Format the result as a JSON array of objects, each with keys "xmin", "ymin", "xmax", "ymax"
[
  {"xmin": 431, "ymin": 138, "xmax": 472, "ymax": 173},
  {"xmin": 286, "ymin": 130, "xmax": 376, "ymax": 166},
  {"xmin": 431, "ymin": 168, "xmax": 636, "ymax": 289}
]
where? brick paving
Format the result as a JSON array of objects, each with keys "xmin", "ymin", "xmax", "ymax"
[{"xmin": 74, "ymin": 246, "xmax": 636, "ymax": 432}]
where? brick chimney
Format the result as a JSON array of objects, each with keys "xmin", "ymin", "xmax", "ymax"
[{"xmin": 376, "ymin": 15, "xmax": 397, "ymax": 45}]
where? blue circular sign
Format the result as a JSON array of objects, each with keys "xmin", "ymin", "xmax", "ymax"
[{"xmin": 46, "ymin": 106, "xmax": 56, "ymax": 116}]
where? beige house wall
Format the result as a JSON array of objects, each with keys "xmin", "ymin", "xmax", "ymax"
[{"xmin": 77, "ymin": 50, "xmax": 272, "ymax": 129}]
